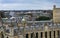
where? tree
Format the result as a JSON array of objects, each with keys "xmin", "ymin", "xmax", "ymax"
[{"xmin": 35, "ymin": 16, "xmax": 51, "ymax": 21}]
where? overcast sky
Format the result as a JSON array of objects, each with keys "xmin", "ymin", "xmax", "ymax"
[{"xmin": 0, "ymin": 0, "xmax": 60, "ymax": 10}]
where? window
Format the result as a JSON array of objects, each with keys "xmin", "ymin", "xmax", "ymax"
[
  {"xmin": 45, "ymin": 32, "xmax": 47, "ymax": 38},
  {"xmin": 54, "ymin": 31, "xmax": 55, "ymax": 38},
  {"xmin": 36, "ymin": 32, "xmax": 38, "ymax": 38},
  {"xmin": 7, "ymin": 36, "xmax": 8, "ymax": 38},
  {"xmin": 41, "ymin": 32, "xmax": 43, "ymax": 38},
  {"xmin": 26, "ymin": 34, "xmax": 28, "ymax": 38},
  {"xmin": 57, "ymin": 30, "xmax": 59, "ymax": 38},
  {"xmin": 1, "ymin": 32, "xmax": 4, "ymax": 38},
  {"xmin": 31, "ymin": 33, "xmax": 33, "ymax": 38},
  {"xmin": 49, "ymin": 31, "xmax": 51, "ymax": 38}
]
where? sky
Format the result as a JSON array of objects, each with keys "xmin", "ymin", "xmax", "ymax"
[{"xmin": 0, "ymin": 0, "xmax": 60, "ymax": 10}]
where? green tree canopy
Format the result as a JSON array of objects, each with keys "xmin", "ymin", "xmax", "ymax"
[{"xmin": 36, "ymin": 16, "xmax": 51, "ymax": 21}]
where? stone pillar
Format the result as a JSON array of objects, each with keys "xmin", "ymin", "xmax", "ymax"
[
  {"xmin": 47, "ymin": 31, "xmax": 49, "ymax": 38},
  {"xmin": 29, "ymin": 33, "xmax": 31, "ymax": 38},
  {"xmin": 38, "ymin": 32, "xmax": 40, "ymax": 38},
  {"xmin": 55, "ymin": 31, "xmax": 58, "ymax": 38},
  {"xmin": 43, "ymin": 32, "xmax": 45, "ymax": 38},
  {"xmin": 51, "ymin": 31, "xmax": 54, "ymax": 38}
]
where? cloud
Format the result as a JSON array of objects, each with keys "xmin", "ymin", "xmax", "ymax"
[
  {"xmin": 2, "ymin": 0, "xmax": 54, "ymax": 4},
  {"xmin": 0, "ymin": 0, "xmax": 55, "ymax": 10},
  {"xmin": 2, "ymin": 0, "xmax": 25, "ymax": 3},
  {"xmin": 0, "ymin": 3, "xmax": 53, "ymax": 10}
]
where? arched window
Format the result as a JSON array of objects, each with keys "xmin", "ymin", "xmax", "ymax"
[
  {"xmin": 41, "ymin": 32, "xmax": 43, "ymax": 38},
  {"xmin": 57, "ymin": 30, "xmax": 60, "ymax": 38},
  {"xmin": 49, "ymin": 31, "xmax": 51, "ymax": 38},
  {"xmin": 54, "ymin": 31, "xmax": 55, "ymax": 38},
  {"xmin": 7, "ymin": 36, "xmax": 8, "ymax": 38},
  {"xmin": 31, "ymin": 33, "xmax": 33, "ymax": 38},
  {"xmin": 45, "ymin": 32, "xmax": 47, "ymax": 38},
  {"xmin": 26, "ymin": 34, "xmax": 28, "ymax": 38},
  {"xmin": 36, "ymin": 32, "xmax": 38, "ymax": 38}
]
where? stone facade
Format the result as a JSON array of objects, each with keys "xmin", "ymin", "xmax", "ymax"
[
  {"xmin": 53, "ymin": 5, "xmax": 60, "ymax": 23},
  {"xmin": 0, "ymin": 19, "xmax": 60, "ymax": 38}
]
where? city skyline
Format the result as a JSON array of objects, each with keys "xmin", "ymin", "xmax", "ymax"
[{"xmin": 0, "ymin": 0, "xmax": 60, "ymax": 10}]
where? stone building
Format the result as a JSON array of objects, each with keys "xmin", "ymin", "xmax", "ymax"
[{"xmin": 0, "ymin": 17, "xmax": 60, "ymax": 38}]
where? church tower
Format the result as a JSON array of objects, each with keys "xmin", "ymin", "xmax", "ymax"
[{"xmin": 53, "ymin": 5, "xmax": 60, "ymax": 23}]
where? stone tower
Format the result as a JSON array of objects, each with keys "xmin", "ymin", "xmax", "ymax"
[{"xmin": 53, "ymin": 5, "xmax": 60, "ymax": 23}]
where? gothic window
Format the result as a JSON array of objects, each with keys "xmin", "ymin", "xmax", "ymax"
[
  {"xmin": 49, "ymin": 31, "xmax": 51, "ymax": 38},
  {"xmin": 45, "ymin": 32, "xmax": 47, "ymax": 38},
  {"xmin": 54, "ymin": 31, "xmax": 55, "ymax": 38},
  {"xmin": 31, "ymin": 33, "xmax": 33, "ymax": 38},
  {"xmin": 36, "ymin": 32, "xmax": 38, "ymax": 38},
  {"xmin": 26, "ymin": 34, "xmax": 28, "ymax": 38},
  {"xmin": 41, "ymin": 32, "xmax": 43, "ymax": 38},
  {"xmin": 7, "ymin": 36, "xmax": 8, "ymax": 38},
  {"xmin": 57, "ymin": 30, "xmax": 60, "ymax": 38}
]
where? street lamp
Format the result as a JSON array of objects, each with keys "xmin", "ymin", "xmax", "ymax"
[{"xmin": 22, "ymin": 18, "xmax": 26, "ymax": 38}]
